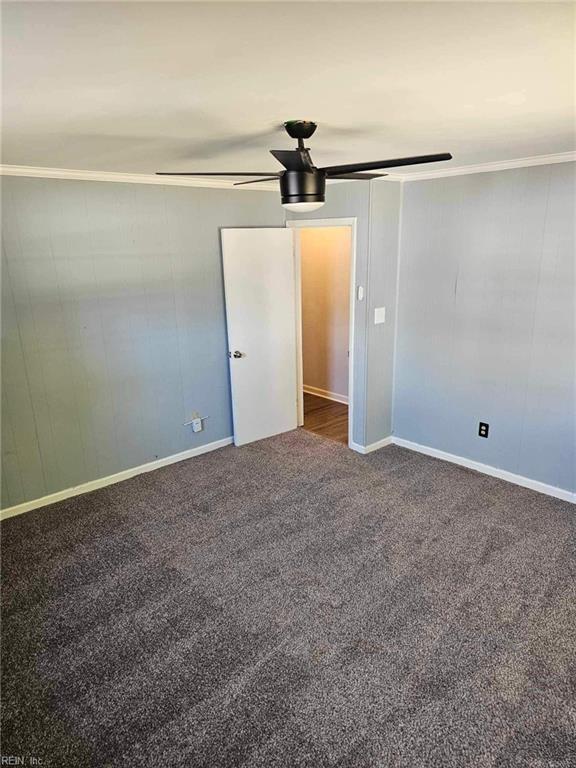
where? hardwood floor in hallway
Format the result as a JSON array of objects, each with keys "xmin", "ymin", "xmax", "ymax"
[{"xmin": 302, "ymin": 392, "xmax": 348, "ymax": 445}]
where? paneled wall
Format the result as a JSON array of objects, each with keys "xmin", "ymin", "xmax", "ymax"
[
  {"xmin": 366, "ymin": 182, "xmax": 401, "ymax": 443},
  {"xmin": 1, "ymin": 177, "xmax": 283, "ymax": 507},
  {"xmin": 5, "ymin": 163, "xmax": 570, "ymax": 506},
  {"xmin": 393, "ymin": 163, "xmax": 575, "ymax": 492}
]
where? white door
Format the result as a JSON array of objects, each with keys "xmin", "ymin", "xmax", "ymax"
[{"xmin": 221, "ymin": 228, "xmax": 298, "ymax": 446}]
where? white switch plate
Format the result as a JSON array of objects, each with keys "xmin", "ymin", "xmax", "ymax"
[
  {"xmin": 357, "ymin": 286, "xmax": 364, "ymax": 301},
  {"xmin": 374, "ymin": 307, "xmax": 386, "ymax": 324}
]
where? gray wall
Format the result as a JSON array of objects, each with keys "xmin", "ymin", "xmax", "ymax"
[
  {"xmin": 2, "ymin": 175, "xmax": 401, "ymax": 508},
  {"xmin": 366, "ymin": 182, "xmax": 401, "ymax": 444},
  {"xmin": 286, "ymin": 180, "xmax": 401, "ymax": 446},
  {"xmin": 393, "ymin": 163, "xmax": 575, "ymax": 492},
  {"xmin": 1, "ymin": 177, "xmax": 283, "ymax": 507},
  {"xmin": 5, "ymin": 163, "xmax": 569, "ymax": 506}
]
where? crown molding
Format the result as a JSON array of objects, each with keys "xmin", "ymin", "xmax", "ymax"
[
  {"xmin": 1, "ymin": 152, "xmax": 574, "ymax": 189},
  {"xmin": 383, "ymin": 151, "xmax": 576, "ymax": 182},
  {"xmin": 0, "ymin": 164, "xmax": 279, "ymax": 191}
]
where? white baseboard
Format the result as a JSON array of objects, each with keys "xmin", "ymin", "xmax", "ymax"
[
  {"xmin": 303, "ymin": 385, "xmax": 348, "ymax": 405},
  {"xmin": 4, "ymin": 431, "xmax": 572, "ymax": 521},
  {"xmin": 391, "ymin": 437, "xmax": 575, "ymax": 504},
  {"xmin": 0, "ymin": 437, "xmax": 234, "ymax": 521},
  {"xmin": 350, "ymin": 436, "xmax": 393, "ymax": 455}
]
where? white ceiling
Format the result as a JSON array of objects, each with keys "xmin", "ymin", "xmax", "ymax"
[{"xmin": 2, "ymin": 2, "xmax": 574, "ymax": 176}]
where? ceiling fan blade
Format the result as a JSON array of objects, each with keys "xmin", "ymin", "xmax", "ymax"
[
  {"xmin": 233, "ymin": 177, "xmax": 280, "ymax": 186},
  {"xmin": 155, "ymin": 172, "xmax": 280, "ymax": 177},
  {"xmin": 270, "ymin": 149, "xmax": 313, "ymax": 171},
  {"xmin": 328, "ymin": 172, "xmax": 388, "ymax": 180},
  {"xmin": 323, "ymin": 153, "xmax": 452, "ymax": 176}
]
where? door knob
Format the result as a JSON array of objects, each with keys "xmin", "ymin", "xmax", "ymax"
[{"xmin": 228, "ymin": 350, "xmax": 243, "ymax": 358}]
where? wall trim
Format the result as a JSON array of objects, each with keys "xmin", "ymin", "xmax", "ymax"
[
  {"xmin": 3, "ymin": 431, "xmax": 573, "ymax": 520},
  {"xmin": 2, "ymin": 153, "xmax": 573, "ymax": 188},
  {"xmin": 0, "ymin": 437, "xmax": 233, "ymax": 521},
  {"xmin": 384, "ymin": 151, "xmax": 576, "ymax": 182},
  {"xmin": 303, "ymin": 385, "xmax": 348, "ymax": 405},
  {"xmin": 350, "ymin": 436, "xmax": 393, "ymax": 455},
  {"xmin": 391, "ymin": 437, "xmax": 575, "ymax": 504},
  {"xmin": 0, "ymin": 164, "xmax": 279, "ymax": 191}
]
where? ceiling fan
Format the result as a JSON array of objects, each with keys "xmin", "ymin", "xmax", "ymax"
[{"xmin": 157, "ymin": 120, "xmax": 452, "ymax": 212}]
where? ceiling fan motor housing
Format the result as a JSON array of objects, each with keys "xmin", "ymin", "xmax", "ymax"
[{"xmin": 280, "ymin": 169, "xmax": 326, "ymax": 206}]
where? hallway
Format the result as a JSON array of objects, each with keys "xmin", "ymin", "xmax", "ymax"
[{"xmin": 302, "ymin": 392, "xmax": 348, "ymax": 445}]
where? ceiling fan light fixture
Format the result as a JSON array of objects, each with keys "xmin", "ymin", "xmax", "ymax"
[
  {"xmin": 282, "ymin": 201, "xmax": 325, "ymax": 213},
  {"xmin": 279, "ymin": 169, "xmax": 326, "ymax": 213}
]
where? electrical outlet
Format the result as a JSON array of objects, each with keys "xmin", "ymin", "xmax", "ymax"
[
  {"xmin": 478, "ymin": 422, "xmax": 489, "ymax": 438},
  {"xmin": 184, "ymin": 413, "xmax": 208, "ymax": 431}
]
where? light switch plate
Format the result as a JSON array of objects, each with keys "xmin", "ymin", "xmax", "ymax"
[{"xmin": 374, "ymin": 307, "xmax": 386, "ymax": 324}]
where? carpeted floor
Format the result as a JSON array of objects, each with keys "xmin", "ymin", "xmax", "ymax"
[{"xmin": 1, "ymin": 430, "xmax": 575, "ymax": 767}]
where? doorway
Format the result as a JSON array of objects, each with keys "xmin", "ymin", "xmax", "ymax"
[
  {"xmin": 221, "ymin": 220, "xmax": 357, "ymax": 449},
  {"xmin": 288, "ymin": 219, "xmax": 356, "ymax": 448}
]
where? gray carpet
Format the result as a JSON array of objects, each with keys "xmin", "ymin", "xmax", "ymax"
[{"xmin": 1, "ymin": 430, "xmax": 575, "ymax": 767}]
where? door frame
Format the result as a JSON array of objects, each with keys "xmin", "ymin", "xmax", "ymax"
[{"xmin": 286, "ymin": 217, "xmax": 357, "ymax": 449}]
